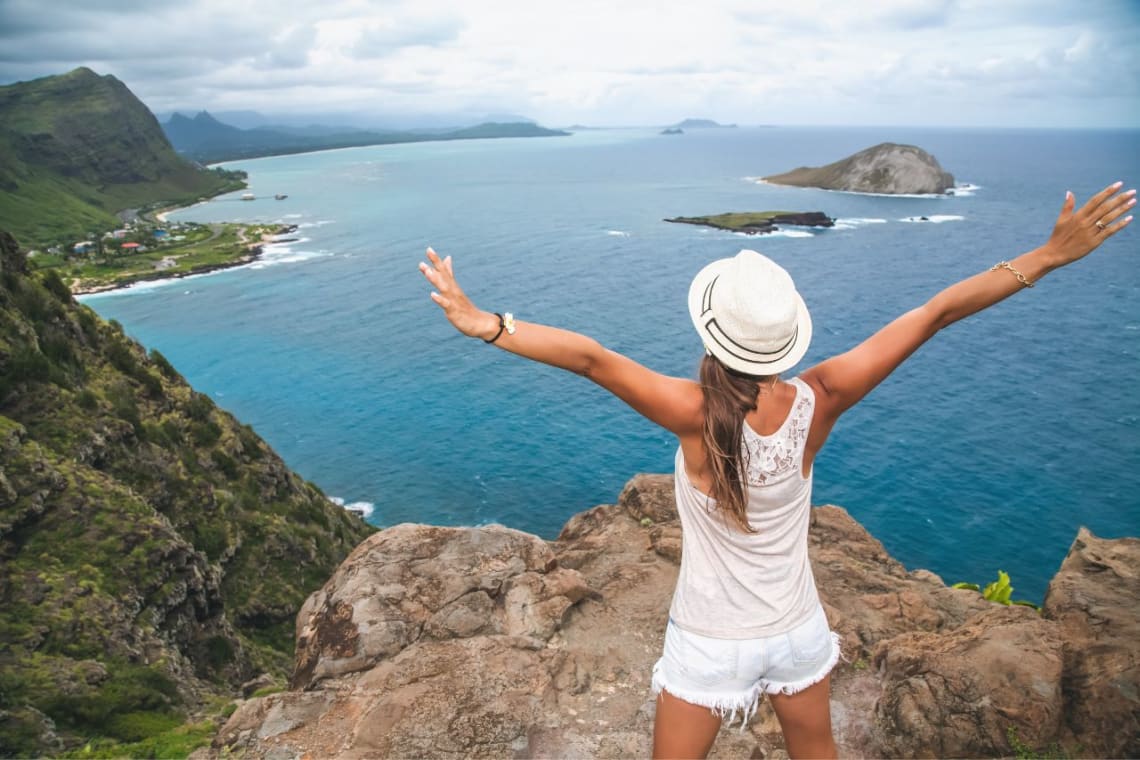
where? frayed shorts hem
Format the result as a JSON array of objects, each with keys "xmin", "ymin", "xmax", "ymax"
[{"xmin": 651, "ymin": 629, "xmax": 842, "ymax": 729}]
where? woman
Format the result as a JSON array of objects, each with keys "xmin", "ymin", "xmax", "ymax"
[{"xmin": 419, "ymin": 183, "xmax": 1133, "ymax": 759}]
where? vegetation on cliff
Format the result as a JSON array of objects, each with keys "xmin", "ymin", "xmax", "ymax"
[
  {"xmin": 0, "ymin": 68, "xmax": 245, "ymax": 248},
  {"xmin": 0, "ymin": 231, "xmax": 374, "ymax": 756}
]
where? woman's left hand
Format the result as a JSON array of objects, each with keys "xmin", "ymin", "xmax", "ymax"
[{"xmin": 419, "ymin": 247, "xmax": 498, "ymax": 340}]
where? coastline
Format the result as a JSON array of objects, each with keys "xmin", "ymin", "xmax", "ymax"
[{"xmin": 72, "ymin": 225, "xmax": 295, "ymax": 297}]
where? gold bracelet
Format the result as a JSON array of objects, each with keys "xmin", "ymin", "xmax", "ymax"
[{"xmin": 990, "ymin": 261, "xmax": 1034, "ymax": 288}]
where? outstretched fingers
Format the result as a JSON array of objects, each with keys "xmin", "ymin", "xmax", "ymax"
[
  {"xmin": 1080, "ymin": 181, "xmax": 1124, "ymax": 219},
  {"xmin": 1096, "ymin": 189, "xmax": 1136, "ymax": 233}
]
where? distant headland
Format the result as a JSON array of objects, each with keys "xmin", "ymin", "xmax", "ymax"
[
  {"xmin": 670, "ymin": 118, "xmax": 737, "ymax": 129},
  {"xmin": 763, "ymin": 143, "xmax": 955, "ymax": 195}
]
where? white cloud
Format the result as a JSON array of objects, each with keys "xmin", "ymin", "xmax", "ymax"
[{"xmin": 0, "ymin": 0, "xmax": 1136, "ymax": 127}]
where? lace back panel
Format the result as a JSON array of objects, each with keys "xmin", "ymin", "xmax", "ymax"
[{"xmin": 742, "ymin": 379, "xmax": 814, "ymax": 485}]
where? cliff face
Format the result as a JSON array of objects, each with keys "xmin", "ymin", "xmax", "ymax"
[
  {"xmin": 213, "ymin": 475, "xmax": 1139, "ymax": 759},
  {"xmin": 764, "ymin": 142, "xmax": 955, "ymax": 194},
  {"xmin": 0, "ymin": 231, "xmax": 374, "ymax": 755},
  {"xmin": 0, "ymin": 68, "xmax": 242, "ymax": 245}
]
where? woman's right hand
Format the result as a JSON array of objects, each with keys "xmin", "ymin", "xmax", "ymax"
[
  {"xmin": 1044, "ymin": 182, "xmax": 1134, "ymax": 267},
  {"xmin": 419, "ymin": 247, "xmax": 500, "ymax": 341}
]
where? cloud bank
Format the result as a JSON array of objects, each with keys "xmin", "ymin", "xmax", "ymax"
[{"xmin": 0, "ymin": 0, "xmax": 1136, "ymax": 127}]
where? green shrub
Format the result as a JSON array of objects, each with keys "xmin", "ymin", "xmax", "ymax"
[
  {"xmin": 38, "ymin": 663, "xmax": 181, "ymax": 739},
  {"xmin": 184, "ymin": 392, "xmax": 214, "ymax": 422},
  {"xmin": 952, "ymin": 571, "xmax": 1040, "ymax": 610},
  {"xmin": 76, "ymin": 387, "xmax": 100, "ymax": 410},
  {"xmin": 190, "ymin": 420, "xmax": 221, "ymax": 446},
  {"xmin": 149, "ymin": 349, "xmax": 181, "ymax": 381},
  {"xmin": 203, "ymin": 635, "xmax": 235, "ymax": 672},
  {"xmin": 107, "ymin": 710, "xmax": 181, "ymax": 742},
  {"xmin": 210, "ymin": 449, "xmax": 239, "ymax": 479},
  {"xmin": 37, "ymin": 268, "xmax": 73, "ymax": 302}
]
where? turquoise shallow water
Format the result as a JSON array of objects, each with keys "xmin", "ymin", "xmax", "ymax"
[{"xmin": 82, "ymin": 126, "xmax": 1140, "ymax": 602}]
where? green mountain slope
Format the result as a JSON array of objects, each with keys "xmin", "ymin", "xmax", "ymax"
[
  {"xmin": 0, "ymin": 68, "xmax": 244, "ymax": 247},
  {"xmin": 0, "ymin": 231, "xmax": 374, "ymax": 755}
]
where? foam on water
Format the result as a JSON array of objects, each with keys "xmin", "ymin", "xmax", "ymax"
[
  {"xmin": 248, "ymin": 236, "xmax": 331, "ymax": 269},
  {"xmin": 330, "ymin": 496, "xmax": 375, "ymax": 518},
  {"xmin": 898, "ymin": 215, "xmax": 965, "ymax": 223},
  {"xmin": 606, "ymin": 230, "xmax": 630, "ymax": 237},
  {"xmin": 830, "ymin": 217, "xmax": 889, "ymax": 230},
  {"xmin": 749, "ymin": 177, "xmax": 978, "ymax": 200},
  {"xmin": 731, "ymin": 229, "xmax": 815, "ymax": 238}
]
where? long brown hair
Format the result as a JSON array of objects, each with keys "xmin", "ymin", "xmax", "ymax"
[{"xmin": 698, "ymin": 355, "xmax": 775, "ymax": 532}]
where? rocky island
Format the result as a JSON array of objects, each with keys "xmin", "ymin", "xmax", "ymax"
[
  {"xmin": 764, "ymin": 142, "xmax": 955, "ymax": 195},
  {"xmin": 666, "ymin": 210, "xmax": 834, "ymax": 234}
]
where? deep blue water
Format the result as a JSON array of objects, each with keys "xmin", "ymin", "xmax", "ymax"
[{"xmin": 81, "ymin": 126, "xmax": 1140, "ymax": 602}]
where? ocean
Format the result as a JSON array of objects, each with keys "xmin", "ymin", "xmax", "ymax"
[{"xmin": 80, "ymin": 126, "xmax": 1140, "ymax": 602}]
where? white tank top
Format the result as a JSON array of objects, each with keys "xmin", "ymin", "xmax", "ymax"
[{"xmin": 669, "ymin": 377, "xmax": 820, "ymax": 639}]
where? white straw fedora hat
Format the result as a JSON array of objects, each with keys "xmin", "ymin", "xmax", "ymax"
[{"xmin": 688, "ymin": 249, "xmax": 812, "ymax": 376}]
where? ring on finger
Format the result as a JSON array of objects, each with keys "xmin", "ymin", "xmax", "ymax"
[{"xmin": 1095, "ymin": 220, "xmax": 1107, "ymax": 231}]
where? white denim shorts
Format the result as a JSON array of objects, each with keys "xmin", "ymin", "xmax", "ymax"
[{"xmin": 651, "ymin": 604, "xmax": 841, "ymax": 727}]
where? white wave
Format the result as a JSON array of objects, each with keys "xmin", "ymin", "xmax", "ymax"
[
  {"xmin": 898, "ymin": 215, "xmax": 965, "ymax": 223},
  {"xmin": 605, "ymin": 230, "xmax": 630, "ymax": 237},
  {"xmin": 248, "ymin": 235, "xmax": 331, "ymax": 269},
  {"xmin": 77, "ymin": 265, "xmax": 233, "ymax": 299},
  {"xmin": 281, "ymin": 213, "xmax": 304, "ymax": 219},
  {"xmin": 297, "ymin": 220, "xmax": 335, "ymax": 228},
  {"xmin": 329, "ymin": 496, "xmax": 375, "ymax": 519},
  {"xmin": 733, "ymin": 229, "xmax": 814, "ymax": 239},
  {"xmin": 947, "ymin": 183, "xmax": 981, "ymax": 197},
  {"xmin": 832, "ymin": 217, "xmax": 888, "ymax": 231}
]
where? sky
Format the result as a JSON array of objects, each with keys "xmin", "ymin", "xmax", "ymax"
[{"xmin": 1, "ymin": 0, "xmax": 1137, "ymax": 129}]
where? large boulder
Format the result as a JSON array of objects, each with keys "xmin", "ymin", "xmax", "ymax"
[
  {"xmin": 764, "ymin": 143, "xmax": 955, "ymax": 194},
  {"xmin": 872, "ymin": 606, "xmax": 1064, "ymax": 757},
  {"xmin": 291, "ymin": 523, "xmax": 590, "ymax": 690}
]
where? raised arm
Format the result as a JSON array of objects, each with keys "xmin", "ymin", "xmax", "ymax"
[
  {"xmin": 802, "ymin": 182, "xmax": 1134, "ymax": 425},
  {"xmin": 418, "ymin": 248, "xmax": 703, "ymax": 435}
]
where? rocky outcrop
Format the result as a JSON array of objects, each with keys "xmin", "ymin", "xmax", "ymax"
[
  {"xmin": 764, "ymin": 143, "xmax": 955, "ymax": 194},
  {"xmin": 1042, "ymin": 529, "xmax": 1140, "ymax": 757},
  {"xmin": 206, "ymin": 474, "xmax": 1139, "ymax": 759}
]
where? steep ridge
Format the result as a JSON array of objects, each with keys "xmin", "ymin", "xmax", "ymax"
[
  {"xmin": 0, "ymin": 231, "xmax": 374, "ymax": 756},
  {"xmin": 0, "ymin": 68, "xmax": 243, "ymax": 246}
]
